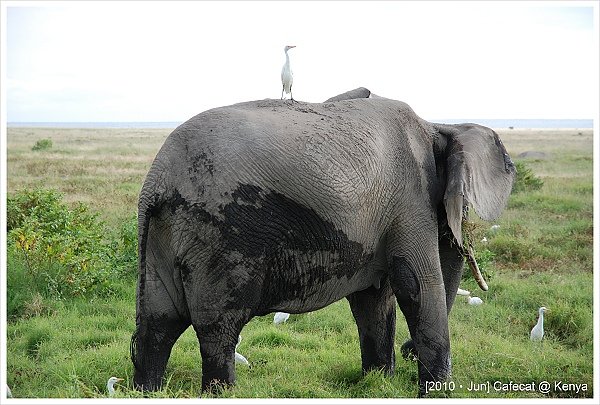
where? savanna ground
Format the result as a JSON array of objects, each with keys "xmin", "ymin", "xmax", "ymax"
[{"xmin": 3, "ymin": 126, "xmax": 595, "ymax": 398}]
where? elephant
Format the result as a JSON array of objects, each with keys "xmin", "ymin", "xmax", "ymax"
[{"xmin": 130, "ymin": 87, "xmax": 515, "ymax": 396}]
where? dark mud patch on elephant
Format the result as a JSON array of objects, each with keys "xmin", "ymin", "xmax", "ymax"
[
  {"xmin": 188, "ymin": 151, "xmax": 215, "ymax": 176},
  {"xmin": 220, "ymin": 184, "xmax": 369, "ymax": 307},
  {"xmin": 221, "ymin": 184, "xmax": 361, "ymax": 258},
  {"xmin": 167, "ymin": 183, "xmax": 371, "ymax": 310}
]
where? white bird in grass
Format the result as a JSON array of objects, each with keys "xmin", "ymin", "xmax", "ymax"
[
  {"xmin": 530, "ymin": 306, "xmax": 549, "ymax": 342},
  {"xmin": 456, "ymin": 288, "xmax": 471, "ymax": 296},
  {"xmin": 235, "ymin": 335, "xmax": 249, "ymax": 365},
  {"xmin": 106, "ymin": 376, "xmax": 123, "ymax": 397},
  {"xmin": 281, "ymin": 45, "xmax": 296, "ymax": 102},
  {"xmin": 457, "ymin": 288, "xmax": 483, "ymax": 305},
  {"xmin": 273, "ymin": 312, "xmax": 290, "ymax": 324}
]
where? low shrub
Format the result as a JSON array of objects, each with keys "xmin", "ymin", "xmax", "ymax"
[
  {"xmin": 7, "ymin": 189, "xmax": 137, "ymax": 308},
  {"xmin": 512, "ymin": 161, "xmax": 543, "ymax": 193},
  {"xmin": 110, "ymin": 213, "xmax": 138, "ymax": 274},
  {"xmin": 31, "ymin": 138, "xmax": 53, "ymax": 151}
]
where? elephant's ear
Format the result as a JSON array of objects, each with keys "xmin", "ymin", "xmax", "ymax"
[
  {"xmin": 435, "ymin": 123, "xmax": 516, "ymax": 246},
  {"xmin": 324, "ymin": 87, "xmax": 372, "ymax": 102}
]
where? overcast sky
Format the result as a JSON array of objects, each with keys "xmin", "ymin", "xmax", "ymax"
[{"xmin": 2, "ymin": 1, "xmax": 598, "ymax": 122}]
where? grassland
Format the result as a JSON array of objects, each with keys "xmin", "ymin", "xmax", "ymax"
[
  {"xmin": 4, "ymin": 126, "xmax": 595, "ymax": 398},
  {"xmin": 6, "ymin": 127, "xmax": 165, "ymax": 227}
]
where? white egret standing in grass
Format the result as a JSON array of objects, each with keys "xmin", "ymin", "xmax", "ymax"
[
  {"xmin": 273, "ymin": 312, "xmax": 290, "ymax": 324},
  {"xmin": 235, "ymin": 335, "xmax": 249, "ymax": 365},
  {"xmin": 530, "ymin": 306, "xmax": 549, "ymax": 341},
  {"xmin": 106, "ymin": 377, "xmax": 123, "ymax": 397},
  {"xmin": 281, "ymin": 45, "xmax": 296, "ymax": 102},
  {"xmin": 456, "ymin": 288, "xmax": 471, "ymax": 296}
]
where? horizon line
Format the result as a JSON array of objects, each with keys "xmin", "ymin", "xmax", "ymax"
[{"xmin": 6, "ymin": 118, "xmax": 595, "ymax": 123}]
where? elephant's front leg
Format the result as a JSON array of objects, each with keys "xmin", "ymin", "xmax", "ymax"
[
  {"xmin": 347, "ymin": 276, "xmax": 396, "ymax": 375},
  {"xmin": 439, "ymin": 230, "xmax": 466, "ymax": 315},
  {"xmin": 388, "ymin": 220, "xmax": 451, "ymax": 396},
  {"xmin": 401, "ymin": 231, "xmax": 464, "ymax": 360}
]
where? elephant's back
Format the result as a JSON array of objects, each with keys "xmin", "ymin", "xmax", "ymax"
[{"xmin": 148, "ymin": 97, "xmax": 429, "ymax": 244}]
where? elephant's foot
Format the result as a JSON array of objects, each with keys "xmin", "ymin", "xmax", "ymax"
[
  {"xmin": 416, "ymin": 344, "xmax": 452, "ymax": 398},
  {"xmin": 131, "ymin": 320, "xmax": 189, "ymax": 392},
  {"xmin": 200, "ymin": 361, "xmax": 236, "ymax": 394},
  {"xmin": 201, "ymin": 377, "xmax": 233, "ymax": 395}
]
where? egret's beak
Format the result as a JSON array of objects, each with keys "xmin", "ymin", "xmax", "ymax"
[{"xmin": 116, "ymin": 378, "xmax": 124, "ymax": 383}]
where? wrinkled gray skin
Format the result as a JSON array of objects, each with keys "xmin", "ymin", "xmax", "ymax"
[{"xmin": 131, "ymin": 88, "xmax": 515, "ymax": 396}]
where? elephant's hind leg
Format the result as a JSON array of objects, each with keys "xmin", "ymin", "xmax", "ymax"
[
  {"xmin": 181, "ymin": 236, "xmax": 258, "ymax": 392},
  {"xmin": 132, "ymin": 315, "xmax": 190, "ymax": 391},
  {"xmin": 191, "ymin": 308, "xmax": 252, "ymax": 393},
  {"xmin": 133, "ymin": 217, "xmax": 191, "ymax": 391},
  {"xmin": 132, "ymin": 270, "xmax": 191, "ymax": 392},
  {"xmin": 347, "ymin": 276, "xmax": 396, "ymax": 375}
]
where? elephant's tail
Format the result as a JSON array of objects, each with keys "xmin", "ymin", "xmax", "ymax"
[
  {"xmin": 136, "ymin": 167, "xmax": 190, "ymax": 316},
  {"xmin": 136, "ymin": 158, "xmax": 171, "ymax": 283},
  {"xmin": 132, "ymin": 188, "xmax": 156, "ymax": 372},
  {"xmin": 132, "ymin": 169, "xmax": 167, "ymax": 371},
  {"xmin": 136, "ymin": 182, "xmax": 159, "ymax": 297}
]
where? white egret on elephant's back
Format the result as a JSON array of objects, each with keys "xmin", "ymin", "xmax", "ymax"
[
  {"xmin": 530, "ymin": 307, "xmax": 549, "ymax": 341},
  {"xmin": 281, "ymin": 45, "xmax": 296, "ymax": 101}
]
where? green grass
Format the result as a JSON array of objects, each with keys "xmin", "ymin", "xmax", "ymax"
[{"xmin": 5, "ymin": 127, "xmax": 594, "ymax": 398}]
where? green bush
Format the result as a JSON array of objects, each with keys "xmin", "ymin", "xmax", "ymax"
[
  {"xmin": 31, "ymin": 138, "xmax": 53, "ymax": 151},
  {"xmin": 512, "ymin": 161, "xmax": 543, "ymax": 193},
  {"xmin": 109, "ymin": 213, "xmax": 139, "ymax": 276},
  {"xmin": 7, "ymin": 189, "xmax": 137, "ymax": 307},
  {"xmin": 7, "ymin": 187, "xmax": 63, "ymax": 231}
]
